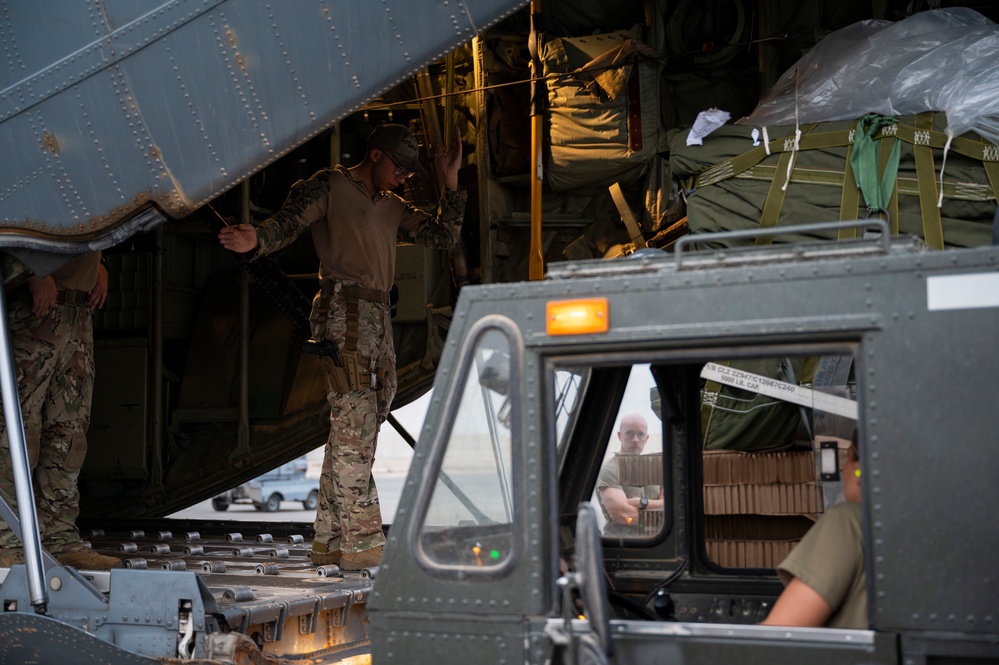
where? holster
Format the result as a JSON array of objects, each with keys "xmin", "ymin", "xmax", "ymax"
[{"xmin": 320, "ymin": 349, "xmax": 376, "ymax": 394}]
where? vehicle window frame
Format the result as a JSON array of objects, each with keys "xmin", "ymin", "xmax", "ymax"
[
  {"xmin": 545, "ymin": 354, "xmax": 674, "ymax": 547},
  {"xmin": 686, "ymin": 343, "xmax": 861, "ymax": 575},
  {"xmin": 545, "ymin": 341, "xmax": 861, "ymax": 559},
  {"xmin": 406, "ymin": 314, "xmax": 525, "ymax": 579}
]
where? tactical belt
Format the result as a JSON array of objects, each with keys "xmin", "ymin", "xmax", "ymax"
[
  {"xmin": 57, "ymin": 289, "xmax": 90, "ymax": 306},
  {"xmin": 339, "ymin": 284, "xmax": 390, "ymax": 305},
  {"xmin": 7, "ymin": 286, "xmax": 89, "ymax": 307}
]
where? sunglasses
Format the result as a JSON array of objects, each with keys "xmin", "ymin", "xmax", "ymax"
[{"xmin": 384, "ymin": 153, "xmax": 416, "ymax": 179}]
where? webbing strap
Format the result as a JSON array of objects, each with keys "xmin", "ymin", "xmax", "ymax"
[
  {"xmin": 839, "ymin": 141, "xmax": 861, "ymax": 240},
  {"xmin": 345, "ymin": 297, "xmax": 359, "ymax": 352},
  {"xmin": 694, "ymin": 128, "xmax": 853, "ymax": 188},
  {"xmin": 891, "ymin": 121, "xmax": 999, "ymax": 163},
  {"xmin": 756, "ymin": 124, "xmax": 818, "ymax": 245},
  {"xmin": 737, "ymin": 165, "xmax": 994, "ymax": 202},
  {"xmin": 315, "ymin": 280, "xmax": 334, "ymax": 335},
  {"xmin": 756, "ymin": 150, "xmax": 794, "ymax": 245},
  {"xmin": 913, "ymin": 113, "xmax": 944, "ymax": 249},
  {"xmin": 982, "ymin": 136, "xmax": 999, "ymax": 208},
  {"xmin": 695, "ymin": 117, "xmax": 999, "ymax": 192}
]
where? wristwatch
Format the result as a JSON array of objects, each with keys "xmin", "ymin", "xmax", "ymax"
[{"xmin": 639, "ymin": 497, "xmax": 649, "ymax": 511}]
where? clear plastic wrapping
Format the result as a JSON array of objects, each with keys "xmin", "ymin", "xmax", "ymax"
[{"xmin": 738, "ymin": 8, "xmax": 999, "ymax": 145}]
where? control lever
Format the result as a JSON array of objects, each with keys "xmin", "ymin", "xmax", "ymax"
[{"xmin": 652, "ymin": 587, "xmax": 675, "ymax": 621}]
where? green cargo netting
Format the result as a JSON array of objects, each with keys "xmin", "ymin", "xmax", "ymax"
[{"xmin": 670, "ymin": 112, "xmax": 999, "ymax": 249}]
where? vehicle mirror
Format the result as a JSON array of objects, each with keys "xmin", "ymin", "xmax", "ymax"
[{"xmin": 575, "ymin": 503, "xmax": 612, "ymax": 657}]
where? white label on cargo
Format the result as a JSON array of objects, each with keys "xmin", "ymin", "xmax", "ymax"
[
  {"xmin": 926, "ymin": 272, "xmax": 999, "ymax": 311},
  {"xmin": 700, "ymin": 362, "xmax": 858, "ymax": 420}
]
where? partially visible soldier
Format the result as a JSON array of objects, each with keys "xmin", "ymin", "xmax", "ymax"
[
  {"xmin": 219, "ymin": 124, "xmax": 466, "ymax": 570},
  {"xmin": 0, "ymin": 252, "xmax": 122, "ymax": 570}
]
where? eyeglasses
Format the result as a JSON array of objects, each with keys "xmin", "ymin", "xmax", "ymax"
[{"xmin": 384, "ymin": 153, "xmax": 416, "ymax": 179}]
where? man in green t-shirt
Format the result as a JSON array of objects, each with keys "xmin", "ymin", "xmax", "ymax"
[{"xmin": 596, "ymin": 413, "xmax": 663, "ymax": 536}]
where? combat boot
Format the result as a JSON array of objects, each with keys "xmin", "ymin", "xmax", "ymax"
[
  {"xmin": 310, "ymin": 541, "xmax": 341, "ymax": 566},
  {"xmin": 340, "ymin": 545, "xmax": 383, "ymax": 571},
  {"xmin": 0, "ymin": 548, "xmax": 24, "ymax": 567},
  {"xmin": 58, "ymin": 547, "xmax": 122, "ymax": 570}
]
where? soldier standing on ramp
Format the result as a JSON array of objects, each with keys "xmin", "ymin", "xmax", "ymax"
[
  {"xmin": 0, "ymin": 252, "xmax": 122, "ymax": 570},
  {"xmin": 219, "ymin": 124, "xmax": 466, "ymax": 570}
]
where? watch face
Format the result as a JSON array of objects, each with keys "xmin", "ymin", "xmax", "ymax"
[{"xmin": 640, "ymin": 497, "xmax": 648, "ymax": 509}]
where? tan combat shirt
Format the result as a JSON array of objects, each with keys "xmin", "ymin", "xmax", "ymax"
[
  {"xmin": 777, "ymin": 501, "xmax": 867, "ymax": 629},
  {"xmin": 49, "ymin": 252, "xmax": 101, "ymax": 292},
  {"xmin": 253, "ymin": 166, "xmax": 466, "ymax": 292}
]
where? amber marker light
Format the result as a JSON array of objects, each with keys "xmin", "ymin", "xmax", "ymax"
[{"xmin": 546, "ymin": 298, "xmax": 609, "ymax": 335}]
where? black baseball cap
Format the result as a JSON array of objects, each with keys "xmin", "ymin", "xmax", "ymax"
[{"xmin": 368, "ymin": 124, "xmax": 428, "ymax": 178}]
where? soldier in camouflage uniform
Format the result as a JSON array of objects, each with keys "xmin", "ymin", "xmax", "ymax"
[
  {"xmin": 220, "ymin": 124, "xmax": 466, "ymax": 570},
  {"xmin": 0, "ymin": 252, "xmax": 122, "ymax": 570}
]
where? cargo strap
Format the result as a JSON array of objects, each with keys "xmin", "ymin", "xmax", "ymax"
[
  {"xmin": 913, "ymin": 112, "xmax": 944, "ymax": 249},
  {"xmin": 694, "ymin": 113, "xmax": 999, "ymax": 192},
  {"xmin": 982, "ymin": 137, "xmax": 999, "ymax": 212},
  {"xmin": 691, "ymin": 112, "xmax": 999, "ymax": 248},
  {"xmin": 694, "ymin": 125, "xmax": 844, "ymax": 189},
  {"xmin": 757, "ymin": 124, "xmax": 817, "ymax": 245},
  {"xmin": 838, "ymin": 140, "xmax": 862, "ymax": 239}
]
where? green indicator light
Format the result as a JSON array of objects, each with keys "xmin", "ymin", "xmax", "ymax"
[{"xmin": 490, "ymin": 550, "xmax": 500, "ymax": 560}]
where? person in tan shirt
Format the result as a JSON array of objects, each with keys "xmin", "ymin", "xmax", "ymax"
[
  {"xmin": 219, "ymin": 124, "xmax": 465, "ymax": 570},
  {"xmin": 761, "ymin": 439, "xmax": 866, "ymax": 629}
]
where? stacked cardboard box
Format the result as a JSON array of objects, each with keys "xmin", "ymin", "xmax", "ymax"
[{"xmin": 703, "ymin": 449, "xmax": 820, "ymax": 568}]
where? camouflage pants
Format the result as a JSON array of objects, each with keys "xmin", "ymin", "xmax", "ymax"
[
  {"xmin": 0, "ymin": 296, "xmax": 94, "ymax": 554},
  {"xmin": 311, "ymin": 280, "xmax": 396, "ymax": 554}
]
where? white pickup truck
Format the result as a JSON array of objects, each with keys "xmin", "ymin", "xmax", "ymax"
[{"xmin": 211, "ymin": 458, "xmax": 319, "ymax": 513}]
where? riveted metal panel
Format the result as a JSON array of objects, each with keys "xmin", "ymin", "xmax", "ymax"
[
  {"xmin": 381, "ymin": 242, "xmax": 999, "ymax": 656},
  {"xmin": 371, "ymin": 617, "xmax": 525, "ymax": 664},
  {"xmin": 0, "ymin": 0, "xmax": 528, "ymax": 250}
]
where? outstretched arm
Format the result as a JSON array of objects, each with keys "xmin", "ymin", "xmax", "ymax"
[
  {"xmin": 218, "ymin": 224, "xmax": 260, "ymax": 253},
  {"xmin": 436, "ymin": 125, "xmax": 462, "ymax": 191}
]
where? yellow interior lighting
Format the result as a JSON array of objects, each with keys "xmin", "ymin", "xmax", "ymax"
[{"xmin": 546, "ymin": 298, "xmax": 609, "ymax": 335}]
